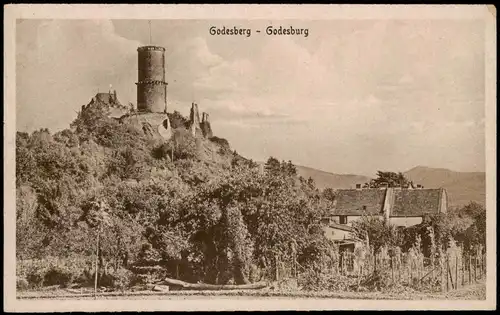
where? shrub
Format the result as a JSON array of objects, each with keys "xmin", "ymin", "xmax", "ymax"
[
  {"xmin": 17, "ymin": 277, "xmax": 29, "ymax": 291},
  {"xmin": 167, "ymin": 111, "xmax": 190, "ymax": 129},
  {"xmin": 152, "ymin": 143, "xmax": 171, "ymax": 160},
  {"xmin": 209, "ymin": 136, "xmax": 229, "ymax": 149},
  {"xmin": 43, "ymin": 265, "xmax": 75, "ymax": 287},
  {"xmin": 109, "ymin": 268, "xmax": 135, "ymax": 291},
  {"xmin": 297, "ymin": 267, "xmax": 357, "ymax": 292},
  {"xmin": 25, "ymin": 266, "xmax": 46, "ymax": 289}
]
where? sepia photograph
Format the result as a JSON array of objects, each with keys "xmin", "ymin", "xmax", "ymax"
[{"xmin": 4, "ymin": 4, "xmax": 496, "ymax": 312}]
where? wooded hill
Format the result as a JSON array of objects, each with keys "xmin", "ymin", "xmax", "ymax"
[{"xmin": 16, "ymin": 102, "xmax": 333, "ymax": 288}]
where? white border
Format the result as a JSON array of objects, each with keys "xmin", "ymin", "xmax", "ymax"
[{"xmin": 4, "ymin": 4, "xmax": 496, "ymax": 312}]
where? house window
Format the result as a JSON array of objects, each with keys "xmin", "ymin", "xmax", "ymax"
[{"xmin": 339, "ymin": 215, "xmax": 347, "ymax": 224}]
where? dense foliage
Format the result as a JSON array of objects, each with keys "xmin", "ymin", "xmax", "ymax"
[
  {"xmin": 16, "ymin": 106, "xmax": 335, "ymax": 289},
  {"xmin": 15, "ymin": 104, "xmax": 486, "ymax": 292},
  {"xmin": 351, "ymin": 202, "xmax": 486, "ymax": 257},
  {"xmin": 363, "ymin": 171, "xmax": 411, "ymax": 188}
]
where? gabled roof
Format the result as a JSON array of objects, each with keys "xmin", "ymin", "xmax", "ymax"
[
  {"xmin": 330, "ymin": 187, "xmax": 446, "ymax": 217},
  {"xmin": 391, "ymin": 188, "xmax": 445, "ymax": 217},
  {"xmin": 331, "ymin": 188, "xmax": 387, "ymax": 215}
]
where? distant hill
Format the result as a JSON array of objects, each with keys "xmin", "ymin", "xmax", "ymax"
[
  {"xmin": 256, "ymin": 162, "xmax": 371, "ymax": 190},
  {"xmin": 404, "ymin": 166, "xmax": 486, "ymax": 208},
  {"xmin": 256, "ymin": 162, "xmax": 485, "ymax": 208},
  {"xmin": 273, "ymin": 163, "xmax": 485, "ymax": 208},
  {"xmin": 294, "ymin": 165, "xmax": 371, "ymax": 190}
]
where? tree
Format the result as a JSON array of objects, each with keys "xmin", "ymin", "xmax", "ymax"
[
  {"xmin": 351, "ymin": 215, "xmax": 403, "ymax": 253},
  {"xmin": 368, "ymin": 171, "xmax": 411, "ymax": 188},
  {"xmin": 16, "ymin": 102, "xmax": 339, "ymax": 290},
  {"xmin": 82, "ymin": 198, "xmax": 112, "ymax": 295},
  {"xmin": 322, "ymin": 188, "xmax": 336, "ymax": 203},
  {"xmin": 264, "ymin": 157, "xmax": 281, "ymax": 175}
]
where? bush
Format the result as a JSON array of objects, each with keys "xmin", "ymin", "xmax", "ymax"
[
  {"xmin": 43, "ymin": 265, "xmax": 75, "ymax": 287},
  {"xmin": 297, "ymin": 268, "xmax": 357, "ymax": 292},
  {"xmin": 152, "ymin": 143, "xmax": 171, "ymax": 160},
  {"xmin": 19, "ymin": 256, "xmax": 93, "ymax": 289},
  {"xmin": 17, "ymin": 277, "xmax": 29, "ymax": 291},
  {"xmin": 167, "ymin": 111, "xmax": 190, "ymax": 129},
  {"xmin": 109, "ymin": 268, "xmax": 135, "ymax": 291},
  {"xmin": 25, "ymin": 266, "xmax": 46, "ymax": 289},
  {"xmin": 209, "ymin": 136, "xmax": 230, "ymax": 149}
]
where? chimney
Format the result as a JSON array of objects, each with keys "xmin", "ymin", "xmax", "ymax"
[{"xmin": 382, "ymin": 187, "xmax": 394, "ymax": 222}]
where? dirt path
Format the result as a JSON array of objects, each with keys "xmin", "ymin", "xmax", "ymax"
[{"xmin": 17, "ymin": 281, "xmax": 485, "ymax": 301}]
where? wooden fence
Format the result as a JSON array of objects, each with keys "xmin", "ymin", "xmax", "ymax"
[{"xmin": 272, "ymin": 249, "xmax": 486, "ymax": 292}]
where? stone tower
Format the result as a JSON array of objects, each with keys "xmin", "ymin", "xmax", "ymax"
[{"xmin": 136, "ymin": 46, "xmax": 168, "ymax": 113}]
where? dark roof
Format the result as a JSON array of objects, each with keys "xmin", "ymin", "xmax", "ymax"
[
  {"xmin": 332, "ymin": 189, "xmax": 387, "ymax": 215},
  {"xmin": 391, "ymin": 188, "xmax": 445, "ymax": 217},
  {"xmin": 330, "ymin": 187, "xmax": 446, "ymax": 217}
]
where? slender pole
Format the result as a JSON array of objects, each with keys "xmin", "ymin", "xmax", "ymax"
[
  {"xmin": 275, "ymin": 254, "xmax": 279, "ymax": 281},
  {"xmin": 483, "ymin": 253, "xmax": 486, "ymax": 278},
  {"xmin": 469, "ymin": 255, "xmax": 472, "ymax": 284},
  {"xmin": 431, "ymin": 257, "xmax": 434, "ymax": 288},
  {"xmin": 474, "ymin": 256, "xmax": 477, "ymax": 282},
  {"xmin": 441, "ymin": 257, "xmax": 445, "ymax": 293},
  {"xmin": 408, "ymin": 258, "xmax": 411, "ymax": 286},
  {"xmin": 461, "ymin": 256, "xmax": 464, "ymax": 287},
  {"xmin": 391, "ymin": 256, "xmax": 394, "ymax": 284},
  {"xmin": 455, "ymin": 256, "xmax": 458, "ymax": 289},
  {"xmin": 171, "ymin": 138, "xmax": 174, "ymax": 162},
  {"xmin": 94, "ymin": 228, "xmax": 100, "ymax": 299},
  {"xmin": 446, "ymin": 255, "xmax": 449, "ymax": 291},
  {"xmin": 148, "ymin": 20, "xmax": 152, "ymax": 45},
  {"xmin": 480, "ymin": 254, "xmax": 483, "ymax": 278},
  {"xmin": 477, "ymin": 255, "xmax": 480, "ymax": 279}
]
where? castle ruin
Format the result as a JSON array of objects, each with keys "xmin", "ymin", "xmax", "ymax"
[{"xmin": 82, "ymin": 42, "xmax": 214, "ymax": 142}]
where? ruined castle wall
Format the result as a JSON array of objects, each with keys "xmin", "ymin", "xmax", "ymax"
[
  {"xmin": 200, "ymin": 112, "xmax": 213, "ymax": 138},
  {"xmin": 189, "ymin": 103, "xmax": 202, "ymax": 136}
]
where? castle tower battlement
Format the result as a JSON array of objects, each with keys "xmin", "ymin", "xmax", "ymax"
[{"xmin": 136, "ymin": 45, "xmax": 168, "ymax": 113}]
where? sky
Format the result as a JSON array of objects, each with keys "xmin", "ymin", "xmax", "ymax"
[{"xmin": 16, "ymin": 19, "xmax": 485, "ymax": 177}]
